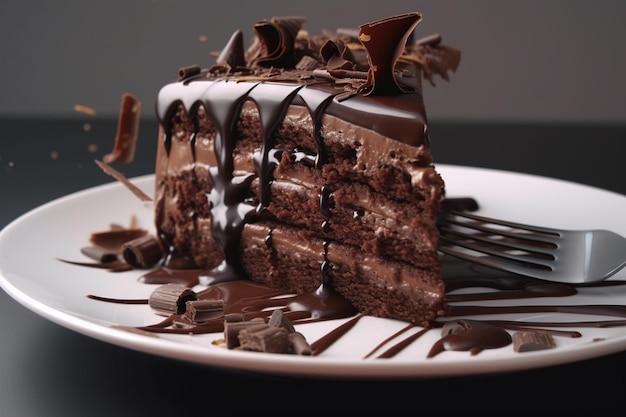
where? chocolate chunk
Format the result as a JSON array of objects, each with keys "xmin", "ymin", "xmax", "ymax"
[
  {"xmin": 148, "ymin": 284, "xmax": 197, "ymax": 316},
  {"xmin": 121, "ymin": 235, "xmax": 165, "ymax": 268},
  {"xmin": 238, "ymin": 326, "xmax": 290, "ymax": 353},
  {"xmin": 184, "ymin": 299, "xmax": 224, "ymax": 323},
  {"xmin": 513, "ymin": 331, "xmax": 556, "ymax": 352},
  {"xmin": 224, "ymin": 318, "xmax": 266, "ymax": 349}
]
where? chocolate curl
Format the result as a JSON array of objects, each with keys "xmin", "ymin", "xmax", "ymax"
[
  {"xmin": 357, "ymin": 12, "xmax": 422, "ymax": 96},
  {"xmin": 320, "ymin": 38, "xmax": 357, "ymax": 71},
  {"xmin": 216, "ymin": 30, "xmax": 246, "ymax": 71},
  {"xmin": 248, "ymin": 16, "xmax": 306, "ymax": 68},
  {"xmin": 148, "ymin": 284, "xmax": 197, "ymax": 316},
  {"xmin": 103, "ymin": 93, "xmax": 140, "ymax": 163},
  {"xmin": 177, "ymin": 64, "xmax": 201, "ymax": 81},
  {"xmin": 121, "ymin": 235, "xmax": 165, "ymax": 268}
]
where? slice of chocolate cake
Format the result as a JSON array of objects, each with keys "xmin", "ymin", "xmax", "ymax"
[{"xmin": 154, "ymin": 13, "xmax": 460, "ymax": 326}]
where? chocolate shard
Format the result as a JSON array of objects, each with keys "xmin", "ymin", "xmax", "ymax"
[
  {"xmin": 103, "ymin": 93, "xmax": 141, "ymax": 164},
  {"xmin": 148, "ymin": 284, "xmax": 197, "ymax": 316},
  {"xmin": 94, "ymin": 159, "xmax": 153, "ymax": 202},
  {"xmin": 216, "ymin": 30, "xmax": 247, "ymax": 70},
  {"xmin": 184, "ymin": 299, "xmax": 224, "ymax": 323},
  {"xmin": 121, "ymin": 235, "xmax": 165, "ymax": 268},
  {"xmin": 267, "ymin": 309, "xmax": 296, "ymax": 333},
  {"xmin": 238, "ymin": 326, "xmax": 290, "ymax": 353},
  {"xmin": 513, "ymin": 331, "xmax": 556, "ymax": 352},
  {"xmin": 358, "ymin": 12, "xmax": 422, "ymax": 96}
]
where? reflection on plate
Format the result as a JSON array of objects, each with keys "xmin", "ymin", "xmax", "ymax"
[{"xmin": 1, "ymin": 165, "xmax": 626, "ymax": 379}]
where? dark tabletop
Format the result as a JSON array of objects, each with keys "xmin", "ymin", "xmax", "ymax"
[{"xmin": 1, "ymin": 118, "xmax": 625, "ymax": 416}]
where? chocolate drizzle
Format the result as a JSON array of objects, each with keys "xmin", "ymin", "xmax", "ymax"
[{"xmin": 77, "ymin": 259, "xmax": 626, "ymax": 358}]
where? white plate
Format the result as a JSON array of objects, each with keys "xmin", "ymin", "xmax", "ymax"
[{"xmin": 1, "ymin": 165, "xmax": 626, "ymax": 379}]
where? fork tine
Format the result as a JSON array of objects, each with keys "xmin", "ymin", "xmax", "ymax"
[
  {"xmin": 442, "ymin": 210, "xmax": 561, "ymax": 246},
  {"xmin": 438, "ymin": 233, "xmax": 554, "ymax": 271},
  {"xmin": 446, "ymin": 210, "xmax": 562, "ymax": 236},
  {"xmin": 437, "ymin": 245, "xmax": 554, "ymax": 278},
  {"xmin": 439, "ymin": 225, "xmax": 556, "ymax": 256}
]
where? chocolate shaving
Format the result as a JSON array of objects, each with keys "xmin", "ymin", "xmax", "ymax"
[
  {"xmin": 148, "ymin": 284, "xmax": 197, "ymax": 316},
  {"xmin": 295, "ymin": 55, "xmax": 321, "ymax": 71},
  {"xmin": 73, "ymin": 104, "xmax": 96, "ymax": 116},
  {"xmin": 103, "ymin": 93, "xmax": 140, "ymax": 164},
  {"xmin": 94, "ymin": 159, "xmax": 153, "ymax": 202},
  {"xmin": 320, "ymin": 38, "xmax": 357, "ymax": 71},
  {"xmin": 513, "ymin": 331, "xmax": 556, "ymax": 352},
  {"xmin": 177, "ymin": 64, "xmax": 201, "ymax": 81},
  {"xmin": 121, "ymin": 235, "xmax": 165, "ymax": 268},
  {"xmin": 247, "ymin": 16, "xmax": 306, "ymax": 68},
  {"xmin": 89, "ymin": 228, "xmax": 147, "ymax": 252}
]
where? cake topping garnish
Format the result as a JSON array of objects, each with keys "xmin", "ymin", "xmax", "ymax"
[
  {"xmin": 357, "ymin": 12, "xmax": 422, "ymax": 96},
  {"xmin": 148, "ymin": 284, "xmax": 197, "ymax": 316},
  {"xmin": 215, "ymin": 29, "xmax": 246, "ymax": 71},
  {"xmin": 202, "ymin": 13, "xmax": 460, "ymax": 102},
  {"xmin": 177, "ymin": 64, "xmax": 201, "ymax": 81},
  {"xmin": 246, "ymin": 16, "xmax": 307, "ymax": 69},
  {"xmin": 103, "ymin": 93, "xmax": 141, "ymax": 164},
  {"xmin": 95, "ymin": 159, "xmax": 153, "ymax": 202},
  {"xmin": 121, "ymin": 235, "xmax": 165, "ymax": 269},
  {"xmin": 513, "ymin": 331, "xmax": 556, "ymax": 352}
]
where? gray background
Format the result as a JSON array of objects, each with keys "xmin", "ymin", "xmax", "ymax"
[{"xmin": 1, "ymin": 0, "xmax": 625, "ymax": 124}]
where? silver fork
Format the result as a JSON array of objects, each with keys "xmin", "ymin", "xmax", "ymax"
[{"xmin": 438, "ymin": 210, "xmax": 626, "ymax": 285}]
